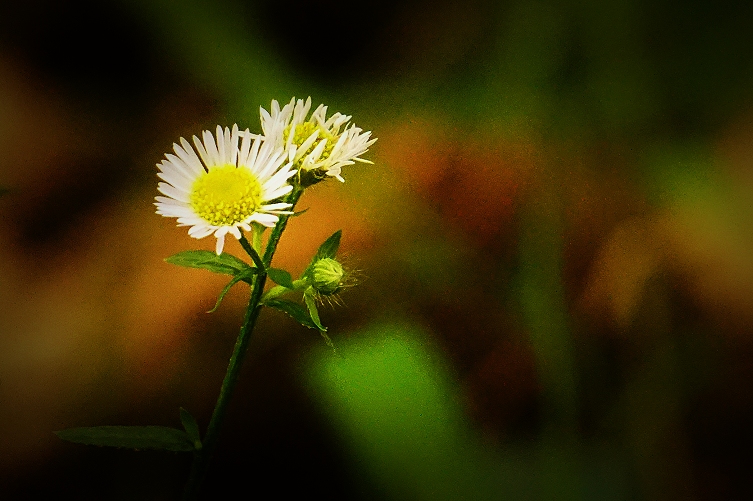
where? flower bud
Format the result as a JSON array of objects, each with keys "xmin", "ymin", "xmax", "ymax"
[{"xmin": 310, "ymin": 258, "xmax": 345, "ymax": 295}]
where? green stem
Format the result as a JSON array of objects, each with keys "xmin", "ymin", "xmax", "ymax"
[
  {"xmin": 183, "ymin": 273, "xmax": 266, "ymax": 500},
  {"xmin": 238, "ymin": 234, "xmax": 265, "ymax": 270},
  {"xmin": 182, "ymin": 186, "xmax": 304, "ymax": 500},
  {"xmin": 260, "ymin": 285, "xmax": 288, "ymax": 303},
  {"xmin": 252, "ymin": 223, "xmax": 263, "ymax": 254},
  {"xmin": 262, "ymin": 187, "xmax": 304, "ymax": 267},
  {"xmin": 261, "ymin": 279, "xmax": 309, "ymax": 303}
]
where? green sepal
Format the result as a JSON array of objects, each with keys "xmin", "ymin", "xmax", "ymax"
[
  {"xmin": 313, "ymin": 230, "xmax": 342, "ymax": 262},
  {"xmin": 303, "ymin": 292, "xmax": 335, "ymax": 349},
  {"xmin": 165, "ymin": 250, "xmax": 253, "ymax": 276},
  {"xmin": 267, "ymin": 268, "xmax": 295, "ymax": 289},
  {"xmin": 304, "ymin": 290, "xmax": 327, "ymax": 332},
  {"xmin": 208, "ymin": 269, "xmax": 255, "ymax": 313},
  {"xmin": 292, "ymin": 208, "xmax": 309, "ymax": 217},
  {"xmin": 179, "ymin": 408, "xmax": 202, "ymax": 450},
  {"xmin": 266, "ymin": 298, "xmax": 318, "ymax": 330},
  {"xmin": 55, "ymin": 426, "xmax": 194, "ymax": 452}
]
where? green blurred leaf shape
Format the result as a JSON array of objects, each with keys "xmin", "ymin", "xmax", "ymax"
[
  {"xmin": 305, "ymin": 323, "xmax": 499, "ymax": 500},
  {"xmin": 165, "ymin": 250, "xmax": 253, "ymax": 278},
  {"xmin": 55, "ymin": 426, "xmax": 194, "ymax": 452}
]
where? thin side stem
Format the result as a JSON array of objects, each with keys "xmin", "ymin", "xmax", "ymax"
[{"xmin": 238, "ymin": 234, "xmax": 265, "ymax": 270}]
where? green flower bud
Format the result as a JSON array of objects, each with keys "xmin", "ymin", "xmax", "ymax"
[{"xmin": 311, "ymin": 258, "xmax": 345, "ymax": 295}]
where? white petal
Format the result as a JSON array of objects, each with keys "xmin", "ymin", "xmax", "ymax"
[
  {"xmin": 202, "ymin": 130, "xmax": 221, "ymax": 166},
  {"xmin": 157, "ymin": 170, "xmax": 191, "ymax": 192},
  {"xmin": 293, "ymin": 129, "xmax": 320, "ymax": 162},
  {"xmin": 238, "ymin": 130, "xmax": 253, "ymax": 166},
  {"xmin": 163, "ymin": 155, "xmax": 198, "ymax": 183},
  {"xmin": 188, "ymin": 225, "xmax": 215, "ymax": 239},
  {"xmin": 215, "ymin": 233, "xmax": 226, "ymax": 255},
  {"xmin": 262, "ymin": 183, "xmax": 293, "ymax": 201},
  {"xmin": 305, "ymin": 139, "xmax": 327, "ymax": 165},
  {"xmin": 261, "ymin": 202, "xmax": 293, "ymax": 211},
  {"xmin": 155, "ymin": 195, "xmax": 190, "ymax": 208},
  {"xmin": 262, "ymin": 165, "xmax": 295, "ymax": 193},
  {"xmin": 178, "ymin": 216, "xmax": 207, "ymax": 227},
  {"xmin": 192, "ymin": 134, "xmax": 211, "ymax": 168},
  {"xmin": 255, "ymin": 145, "xmax": 287, "ymax": 181},
  {"xmin": 228, "ymin": 226, "xmax": 242, "ymax": 240},
  {"xmin": 157, "ymin": 204, "xmax": 196, "ymax": 218},
  {"xmin": 158, "ymin": 182, "xmax": 190, "ymax": 203},
  {"xmin": 250, "ymin": 213, "xmax": 279, "ymax": 227},
  {"xmin": 176, "ymin": 138, "xmax": 206, "ymax": 174},
  {"xmin": 215, "ymin": 125, "xmax": 226, "ymax": 163}
]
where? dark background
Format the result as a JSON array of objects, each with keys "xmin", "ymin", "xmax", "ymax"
[{"xmin": 1, "ymin": 0, "xmax": 753, "ymax": 499}]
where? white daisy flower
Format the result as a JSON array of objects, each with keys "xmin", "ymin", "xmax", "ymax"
[
  {"xmin": 260, "ymin": 97, "xmax": 377, "ymax": 185},
  {"xmin": 155, "ymin": 124, "xmax": 296, "ymax": 255}
]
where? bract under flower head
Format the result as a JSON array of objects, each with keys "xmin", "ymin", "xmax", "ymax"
[
  {"xmin": 155, "ymin": 124, "xmax": 296, "ymax": 254},
  {"xmin": 260, "ymin": 97, "xmax": 376, "ymax": 185}
]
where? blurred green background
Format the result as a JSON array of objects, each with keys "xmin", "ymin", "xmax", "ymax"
[{"xmin": 2, "ymin": 0, "xmax": 753, "ymax": 499}]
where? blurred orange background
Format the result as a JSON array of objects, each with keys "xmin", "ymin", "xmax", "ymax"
[{"xmin": 2, "ymin": 0, "xmax": 753, "ymax": 499}]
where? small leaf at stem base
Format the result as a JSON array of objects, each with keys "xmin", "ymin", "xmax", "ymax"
[
  {"xmin": 180, "ymin": 408, "xmax": 202, "ymax": 450},
  {"xmin": 55, "ymin": 426, "xmax": 195, "ymax": 452}
]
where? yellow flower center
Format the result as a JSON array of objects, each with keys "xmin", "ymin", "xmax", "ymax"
[
  {"xmin": 284, "ymin": 122, "xmax": 337, "ymax": 168},
  {"xmin": 190, "ymin": 165, "xmax": 262, "ymax": 226}
]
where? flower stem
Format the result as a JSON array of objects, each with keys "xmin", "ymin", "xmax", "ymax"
[
  {"xmin": 182, "ymin": 185, "xmax": 304, "ymax": 500},
  {"xmin": 238, "ymin": 234, "xmax": 265, "ymax": 270},
  {"xmin": 262, "ymin": 187, "xmax": 304, "ymax": 267},
  {"xmin": 182, "ymin": 274, "xmax": 266, "ymax": 500}
]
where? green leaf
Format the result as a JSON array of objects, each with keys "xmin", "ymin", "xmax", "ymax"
[
  {"xmin": 165, "ymin": 250, "xmax": 253, "ymax": 276},
  {"xmin": 266, "ymin": 299, "xmax": 318, "ymax": 330},
  {"xmin": 292, "ymin": 208, "xmax": 309, "ymax": 217},
  {"xmin": 208, "ymin": 270, "xmax": 254, "ymax": 313},
  {"xmin": 314, "ymin": 230, "xmax": 342, "ymax": 261},
  {"xmin": 303, "ymin": 230, "xmax": 343, "ymax": 280},
  {"xmin": 179, "ymin": 408, "xmax": 202, "ymax": 450},
  {"xmin": 55, "ymin": 426, "xmax": 194, "ymax": 452},
  {"xmin": 304, "ymin": 291, "xmax": 327, "ymax": 332},
  {"xmin": 267, "ymin": 297, "xmax": 335, "ymax": 350},
  {"xmin": 267, "ymin": 268, "xmax": 294, "ymax": 289}
]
